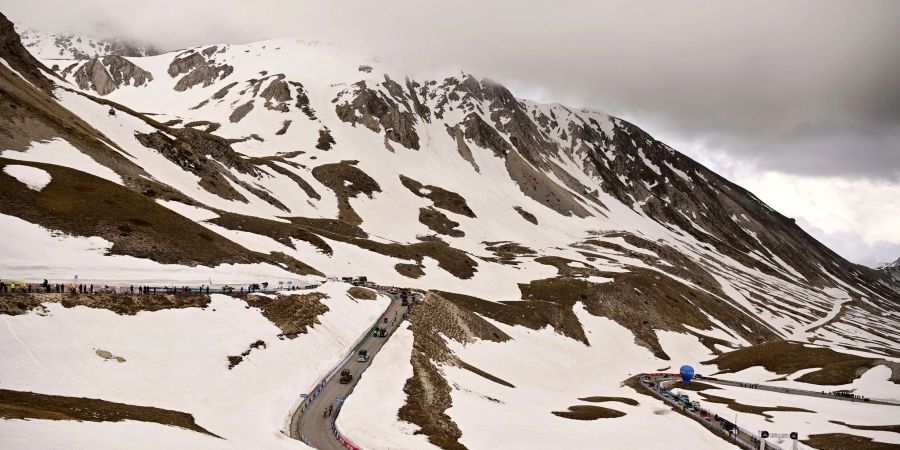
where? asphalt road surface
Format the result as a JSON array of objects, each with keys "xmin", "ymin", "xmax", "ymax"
[{"xmin": 289, "ymin": 292, "xmax": 409, "ymax": 449}]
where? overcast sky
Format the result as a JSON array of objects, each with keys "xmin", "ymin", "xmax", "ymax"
[{"xmin": 4, "ymin": 0, "xmax": 899, "ymax": 266}]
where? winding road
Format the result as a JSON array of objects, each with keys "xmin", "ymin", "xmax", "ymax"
[{"xmin": 288, "ymin": 290, "xmax": 410, "ymax": 450}]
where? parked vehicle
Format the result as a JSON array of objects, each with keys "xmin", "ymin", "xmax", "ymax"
[{"xmin": 341, "ymin": 276, "xmax": 354, "ymax": 284}]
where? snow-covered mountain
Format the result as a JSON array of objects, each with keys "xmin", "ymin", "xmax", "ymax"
[
  {"xmin": 16, "ymin": 23, "xmax": 157, "ymax": 60},
  {"xmin": 2, "ymin": 14, "xmax": 899, "ymax": 450}
]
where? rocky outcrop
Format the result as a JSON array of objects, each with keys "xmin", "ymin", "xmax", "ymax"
[
  {"xmin": 73, "ymin": 58, "xmax": 117, "ymax": 95},
  {"xmin": 334, "ymin": 80, "xmax": 421, "ymax": 150},
  {"xmin": 70, "ymin": 56, "xmax": 153, "ymax": 96},
  {"xmin": 168, "ymin": 50, "xmax": 233, "ymax": 92}
]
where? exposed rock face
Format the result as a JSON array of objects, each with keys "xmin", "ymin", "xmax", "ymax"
[
  {"xmin": 73, "ymin": 58, "xmax": 117, "ymax": 96},
  {"xmin": 168, "ymin": 50, "xmax": 233, "ymax": 92},
  {"xmin": 62, "ymin": 55, "xmax": 153, "ymax": 96},
  {"xmin": 334, "ymin": 79, "xmax": 421, "ymax": 150},
  {"xmin": 260, "ymin": 77, "xmax": 292, "ymax": 111},
  {"xmin": 167, "ymin": 52, "xmax": 206, "ymax": 77}
]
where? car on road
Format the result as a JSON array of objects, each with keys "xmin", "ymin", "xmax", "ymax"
[
  {"xmin": 661, "ymin": 391, "xmax": 672, "ymax": 398},
  {"xmin": 339, "ymin": 369, "xmax": 352, "ymax": 384},
  {"xmin": 357, "ymin": 350, "xmax": 369, "ymax": 362}
]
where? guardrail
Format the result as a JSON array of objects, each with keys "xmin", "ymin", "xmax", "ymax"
[{"xmin": 701, "ymin": 377, "xmax": 900, "ymax": 406}]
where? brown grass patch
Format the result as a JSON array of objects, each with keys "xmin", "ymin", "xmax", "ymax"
[
  {"xmin": 0, "ymin": 293, "xmax": 210, "ymax": 316},
  {"xmin": 534, "ymin": 255, "xmax": 601, "ymax": 277},
  {"xmin": 419, "ymin": 207, "xmax": 464, "ymax": 237},
  {"xmin": 0, "ymin": 388, "xmax": 219, "ymax": 438},
  {"xmin": 398, "ymin": 292, "xmax": 514, "ymax": 450},
  {"xmin": 552, "ymin": 405, "xmax": 626, "ymax": 420},
  {"xmin": 458, "ymin": 361, "xmax": 515, "ymax": 388},
  {"xmin": 513, "ymin": 206, "xmax": 538, "ymax": 224},
  {"xmin": 396, "ymin": 263, "xmax": 426, "ymax": 278},
  {"xmin": 207, "ymin": 211, "xmax": 331, "ymax": 254},
  {"xmin": 803, "ymin": 433, "xmax": 900, "ymax": 450},
  {"xmin": 311, "ymin": 161, "xmax": 381, "ymax": 226},
  {"xmin": 578, "ymin": 396, "xmax": 639, "ymax": 406},
  {"xmin": 0, "ymin": 158, "xmax": 320, "ymax": 276},
  {"xmin": 227, "ymin": 339, "xmax": 266, "ymax": 369},
  {"xmin": 400, "ymin": 175, "xmax": 475, "ymax": 218},
  {"xmin": 347, "ymin": 287, "xmax": 377, "ymax": 300},
  {"xmin": 829, "ymin": 421, "xmax": 900, "ymax": 433},
  {"xmin": 435, "ymin": 290, "xmax": 587, "ymax": 344},
  {"xmin": 242, "ymin": 292, "xmax": 328, "ymax": 338},
  {"xmin": 519, "ymin": 268, "xmax": 778, "ymax": 359},
  {"xmin": 697, "ymin": 392, "xmax": 813, "ymax": 420},
  {"xmin": 481, "ymin": 241, "xmax": 535, "ymax": 265},
  {"xmin": 288, "ymin": 218, "xmax": 477, "ymax": 279},
  {"xmin": 705, "ymin": 340, "xmax": 888, "ymax": 385}
]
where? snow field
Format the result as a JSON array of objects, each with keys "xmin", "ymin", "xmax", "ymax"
[{"xmin": 0, "ymin": 283, "xmax": 389, "ymax": 449}]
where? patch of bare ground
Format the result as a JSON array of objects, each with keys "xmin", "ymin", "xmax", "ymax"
[
  {"xmin": 504, "ymin": 150, "xmax": 591, "ymax": 218},
  {"xmin": 182, "ymin": 120, "xmax": 220, "ymax": 133},
  {"xmin": 697, "ymin": 392, "xmax": 813, "ymax": 421},
  {"xmin": 534, "ymin": 255, "xmax": 602, "ymax": 277},
  {"xmin": 276, "ymin": 119, "xmax": 291, "ymax": 135},
  {"xmin": 347, "ymin": 287, "xmax": 377, "ymax": 300},
  {"xmin": 0, "ymin": 159, "xmax": 321, "ymax": 276},
  {"xmin": 434, "ymin": 290, "xmax": 587, "ymax": 344},
  {"xmin": 316, "ymin": 127, "xmax": 335, "ymax": 150},
  {"xmin": 399, "ymin": 175, "xmax": 475, "ymax": 218},
  {"xmin": 95, "ymin": 349, "xmax": 126, "ymax": 363},
  {"xmin": 229, "ymin": 100, "xmax": 254, "ymax": 122},
  {"xmin": 207, "ymin": 211, "xmax": 332, "ymax": 255},
  {"xmin": 803, "ymin": 433, "xmax": 900, "ymax": 450},
  {"xmin": 257, "ymin": 161, "xmax": 321, "ymax": 200},
  {"xmin": 227, "ymin": 339, "xmax": 266, "ymax": 369},
  {"xmin": 481, "ymin": 241, "xmax": 536, "ymax": 266},
  {"xmin": 457, "ymin": 361, "xmax": 515, "ymax": 388},
  {"xmin": 513, "ymin": 206, "xmax": 538, "ymax": 224},
  {"xmin": 419, "ymin": 207, "xmax": 464, "ymax": 237},
  {"xmin": 552, "ymin": 405, "xmax": 626, "ymax": 420},
  {"xmin": 242, "ymin": 292, "xmax": 328, "ymax": 339},
  {"xmin": 0, "ymin": 293, "xmax": 210, "ymax": 316},
  {"xmin": 519, "ymin": 267, "xmax": 777, "ymax": 359},
  {"xmin": 578, "ymin": 396, "xmax": 639, "ymax": 406},
  {"xmin": 829, "ymin": 421, "xmax": 900, "ymax": 433},
  {"xmin": 396, "ymin": 263, "xmax": 426, "ymax": 278},
  {"xmin": 399, "ymin": 292, "xmax": 516, "ymax": 450},
  {"xmin": 311, "ymin": 161, "xmax": 381, "ymax": 226},
  {"xmin": 0, "ymin": 388, "xmax": 220, "ymax": 438},
  {"xmin": 704, "ymin": 340, "xmax": 891, "ymax": 385},
  {"xmin": 288, "ymin": 218, "xmax": 477, "ymax": 279}
]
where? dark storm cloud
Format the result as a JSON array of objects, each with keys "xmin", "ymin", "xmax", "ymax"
[{"xmin": 3, "ymin": 0, "xmax": 899, "ymax": 179}]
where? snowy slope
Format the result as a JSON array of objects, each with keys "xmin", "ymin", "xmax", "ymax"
[{"xmin": 0, "ymin": 283, "xmax": 388, "ymax": 449}]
